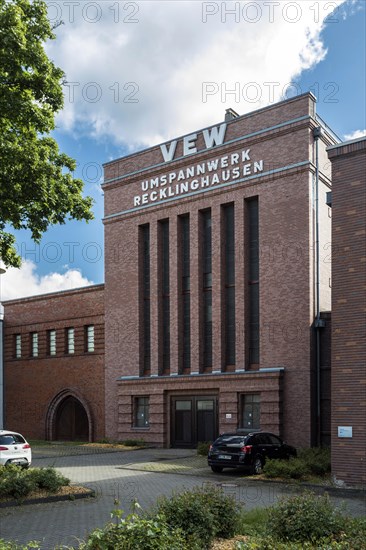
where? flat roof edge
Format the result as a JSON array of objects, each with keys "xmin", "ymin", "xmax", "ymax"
[{"xmin": 2, "ymin": 283, "xmax": 105, "ymax": 306}]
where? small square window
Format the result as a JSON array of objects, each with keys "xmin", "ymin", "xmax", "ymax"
[
  {"xmin": 31, "ymin": 332, "xmax": 38, "ymax": 357},
  {"xmin": 48, "ymin": 329, "xmax": 56, "ymax": 356},
  {"xmin": 66, "ymin": 327, "xmax": 75, "ymax": 354},
  {"xmin": 14, "ymin": 334, "xmax": 22, "ymax": 359},
  {"xmin": 85, "ymin": 325, "xmax": 95, "ymax": 352},
  {"xmin": 134, "ymin": 397, "xmax": 149, "ymax": 428}
]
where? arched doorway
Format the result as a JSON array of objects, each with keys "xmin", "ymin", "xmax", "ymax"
[{"xmin": 53, "ymin": 396, "xmax": 89, "ymax": 441}]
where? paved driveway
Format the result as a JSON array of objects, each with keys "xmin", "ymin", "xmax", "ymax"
[{"xmin": 0, "ymin": 446, "xmax": 365, "ymax": 549}]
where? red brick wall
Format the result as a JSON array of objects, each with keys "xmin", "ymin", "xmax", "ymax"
[
  {"xmin": 328, "ymin": 138, "xmax": 366, "ymax": 486},
  {"xmin": 3, "ymin": 285, "xmax": 105, "ymax": 441},
  {"xmin": 103, "ymin": 94, "xmax": 335, "ymax": 447}
]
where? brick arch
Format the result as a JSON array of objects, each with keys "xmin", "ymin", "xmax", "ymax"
[{"xmin": 45, "ymin": 389, "xmax": 94, "ymax": 442}]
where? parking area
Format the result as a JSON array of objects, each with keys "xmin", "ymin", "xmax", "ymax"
[{"xmin": 0, "ymin": 446, "xmax": 365, "ymax": 549}]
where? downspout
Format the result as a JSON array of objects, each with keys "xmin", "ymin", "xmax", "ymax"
[
  {"xmin": 313, "ymin": 126, "xmax": 325, "ymax": 447},
  {"xmin": 0, "ymin": 262, "xmax": 5, "ymax": 430}
]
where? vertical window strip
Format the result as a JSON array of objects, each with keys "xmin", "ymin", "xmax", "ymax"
[
  {"xmin": 247, "ymin": 198, "xmax": 259, "ymax": 365},
  {"xmin": 67, "ymin": 327, "xmax": 75, "ymax": 354},
  {"xmin": 140, "ymin": 224, "xmax": 150, "ymax": 374},
  {"xmin": 202, "ymin": 209, "xmax": 212, "ymax": 370},
  {"xmin": 31, "ymin": 332, "xmax": 38, "ymax": 357},
  {"xmin": 224, "ymin": 204, "xmax": 236, "ymax": 366},
  {"xmin": 15, "ymin": 334, "xmax": 22, "ymax": 358},
  {"xmin": 86, "ymin": 325, "xmax": 95, "ymax": 352},
  {"xmin": 160, "ymin": 220, "xmax": 170, "ymax": 374},
  {"xmin": 49, "ymin": 329, "xmax": 56, "ymax": 355},
  {"xmin": 181, "ymin": 215, "xmax": 190, "ymax": 373}
]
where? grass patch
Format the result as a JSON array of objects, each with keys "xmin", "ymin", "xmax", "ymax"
[{"xmin": 236, "ymin": 507, "xmax": 269, "ymax": 536}]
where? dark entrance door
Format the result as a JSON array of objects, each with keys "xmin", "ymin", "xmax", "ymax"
[
  {"xmin": 55, "ymin": 396, "xmax": 89, "ymax": 441},
  {"xmin": 171, "ymin": 396, "xmax": 217, "ymax": 448}
]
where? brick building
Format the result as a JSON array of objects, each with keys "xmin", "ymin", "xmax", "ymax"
[
  {"xmin": 3, "ymin": 92, "xmax": 354, "ymax": 460},
  {"xmin": 3, "ymin": 285, "xmax": 105, "ymax": 441},
  {"xmin": 103, "ymin": 92, "xmax": 335, "ymax": 449},
  {"xmin": 328, "ymin": 137, "xmax": 366, "ymax": 485}
]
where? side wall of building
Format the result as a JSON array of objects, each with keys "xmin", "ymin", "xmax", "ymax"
[
  {"xmin": 3, "ymin": 285, "xmax": 105, "ymax": 441},
  {"xmin": 328, "ymin": 138, "xmax": 366, "ymax": 485}
]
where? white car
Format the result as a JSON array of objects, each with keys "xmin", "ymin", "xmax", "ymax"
[{"xmin": 0, "ymin": 430, "xmax": 32, "ymax": 468}]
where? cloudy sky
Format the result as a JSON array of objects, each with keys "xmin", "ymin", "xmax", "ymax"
[{"xmin": 1, "ymin": 0, "xmax": 365, "ymax": 301}]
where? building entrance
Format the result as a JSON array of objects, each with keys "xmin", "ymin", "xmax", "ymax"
[
  {"xmin": 171, "ymin": 395, "xmax": 218, "ymax": 447},
  {"xmin": 55, "ymin": 396, "xmax": 89, "ymax": 441}
]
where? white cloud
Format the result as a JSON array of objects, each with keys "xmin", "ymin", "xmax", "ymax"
[
  {"xmin": 344, "ymin": 129, "xmax": 366, "ymax": 141},
  {"xmin": 0, "ymin": 260, "xmax": 94, "ymax": 302},
  {"xmin": 46, "ymin": 0, "xmax": 347, "ymax": 149}
]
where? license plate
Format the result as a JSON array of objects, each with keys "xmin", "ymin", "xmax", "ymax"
[{"xmin": 218, "ymin": 454, "xmax": 231, "ymax": 460}]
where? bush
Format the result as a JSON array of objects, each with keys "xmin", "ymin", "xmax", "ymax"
[
  {"xmin": 297, "ymin": 447, "xmax": 331, "ymax": 477},
  {"xmin": 80, "ymin": 504, "xmax": 188, "ymax": 550},
  {"xmin": 154, "ymin": 484, "xmax": 240, "ymax": 548},
  {"xmin": 196, "ymin": 441, "xmax": 211, "ymax": 456},
  {"xmin": 29, "ymin": 467, "xmax": 70, "ymax": 493},
  {"xmin": 0, "ymin": 465, "xmax": 70, "ymax": 501},
  {"xmin": 121, "ymin": 439, "xmax": 146, "ymax": 447},
  {"xmin": 0, "ymin": 541, "xmax": 41, "ymax": 550},
  {"xmin": 266, "ymin": 491, "xmax": 345, "ymax": 543},
  {"xmin": 263, "ymin": 458, "xmax": 309, "ymax": 480}
]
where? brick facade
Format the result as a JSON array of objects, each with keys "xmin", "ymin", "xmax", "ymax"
[
  {"xmin": 3, "ymin": 285, "xmax": 105, "ymax": 441},
  {"xmin": 328, "ymin": 137, "xmax": 366, "ymax": 486},
  {"xmin": 103, "ymin": 93, "xmax": 334, "ymax": 448}
]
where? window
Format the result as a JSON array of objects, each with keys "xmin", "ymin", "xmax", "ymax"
[
  {"xmin": 180, "ymin": 215, "xmax": 190, "ymax": 373},
  {"xmin": 48, "ymin": 329, "xmax": 56, "ymax": 356},
  {"xmin": 66, "ymin": 327, "xmax": 75, "ymax": 354},
  {"xmin": 140, "ymin": 224, "xmax": 150, "ymax": 374},
  {"xmin": 241, "ymin": 394, "xmax": 260, "ymax": 430},
  {"xmin": 223, "ymin": 204, "xmax": 236, "ymax": 366},
  {"xmin": 134, "ymin": 397, "xmax": 149, "ymax": 428},
  {"xmin": 159, "ymin": 219, "xmax": 170, "ymax": 374},
  {"xmin": 31, "ymin": 332, "xmax": 38, "ymax": 357},
  {"xmin": 201, "ymin": 209, "xmax": 212, "ymax": 370},
  {"xmin": 85, "ymin": 325, "xmax": 95, "ymax": 352},
  {"xmin": 14, "ymin": 334, "xmax": 21, "ymax": 358},
  {"xmin": 246, "ymin": 198, "xmax": 259, "ymax": 365}
]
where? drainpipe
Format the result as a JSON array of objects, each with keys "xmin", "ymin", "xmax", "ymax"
[{"xmin": 313, "ymin": 127, "xmax": 326, "ymax": 447}]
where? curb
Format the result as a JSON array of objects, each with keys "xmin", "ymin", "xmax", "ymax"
[{"xmin": 0, "ymin": 488, "xmax": 95, "ymax": 509}]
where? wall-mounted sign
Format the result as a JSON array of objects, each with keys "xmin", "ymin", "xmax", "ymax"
[
  {"xmin": 160, "ymin": 123, "xmax": 227, "ymax": 161},
  {"xmin": 225, "ymin": 413, "xmax": 232, "ymax": 419},
  {"xmin": 338, "ymin": 426, "xmax": 353, "ymax": 438},
  {"xmin": 133, "ymin": 148, "xmax": 264, "ymax": 208}
]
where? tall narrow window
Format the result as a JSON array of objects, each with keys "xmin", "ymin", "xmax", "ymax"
[
  {"xmin": 85, "ymin": 325, "xmax": 95, "ymax": 352},
  {"xmin": 247, "ymin": 198, "xmax": 259, "ymax": 365},
  {"xmin": 31, "ymin": 332, "xmax": 38, "ymax": 357},
  {"xmin": 223, "ymin": 204, "xmax": 236, "ymax": 367},
  {"xmin": 202, "ymin": 209, "xmax": 212, "ymax": 370},
  {"xmin": 241, "ymin": 394, "xmax": 260, "ymax": 430},
  {"xmin": 159, "ymin": 219, "xmax": 170, "ymax": 374},
  {"xmin": 180, "ymin": 215, "xmax": 190, "ymax": 373},
  {"xmin": 14, "ymin": 334, "xmax": 22, "ymax": 359},
  {"xmin": 66, "ymin": 327, "xmax": 75, "ymax": 354},
  {"xmin": 134, "ymin": 397, "xmax": 150, "ymax": 427},
  {"xmin": 48, "ymin": 329, "xmax": 56, "ymax": 356},
  {"xmin": 140, "ymin": 224, "xmax": 150, "ymax": 374}
]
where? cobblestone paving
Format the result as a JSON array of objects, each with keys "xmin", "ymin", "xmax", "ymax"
[{"xmin": 0, "ymin": 447, "xmax": 364, "ymax": 550}]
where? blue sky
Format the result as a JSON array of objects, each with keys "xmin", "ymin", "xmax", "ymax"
[{"xmin": 1, "ymin": 0, "xmax": 365, "ymax": 300}]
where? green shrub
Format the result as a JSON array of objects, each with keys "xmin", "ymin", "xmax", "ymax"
[
  {"xmin": 236, "ymin": 507, "xmax": 269, "ymax": 536},
  {"xmin": 266, "ymin": 491, "xmax": 345, "ymax": 543},
  {"xmin": 79, "ymin": 505, "xmax": 188, "ymax": 550},
  {"xmin": 29, "ymin": 467, "xmax": 70, "ymax": 493},
  {"xmin": 263, "ymin": 457, "xmax": 309, "ymax": 480},
  {"xmin": 121, "ymin": 439, "xmax": 146, "ymax": 447},
  {"xmin": 0, "ymin": 466, "xmax": 36, "ymax": 500},
  {"xmin": 196, "ymin": 441, "xmax": 211, "ymax": 456},
  {"xmin": 297, "ymin": 447, "xmax": 331, "ymax": 477},
  {"xmin": 0, "ymin": 541, "xmax": 41, "ymax": 550},
  {"xmin": 154, "ymin": 484, "xmax": 240, "ymax": 547}
]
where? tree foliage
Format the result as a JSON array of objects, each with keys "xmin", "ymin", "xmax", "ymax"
[{"xmin": 0, "ymin": 0, "xmax": 93, "ymax": 267}]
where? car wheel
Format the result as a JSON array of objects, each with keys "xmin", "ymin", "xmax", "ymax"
[
  {"xmin": 211, "ymin": 465, "xmax": 223, "ymax": 473},
  {"xmin": 251, "ymin": 456, "xmax": 263, "ymax": 475}
]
